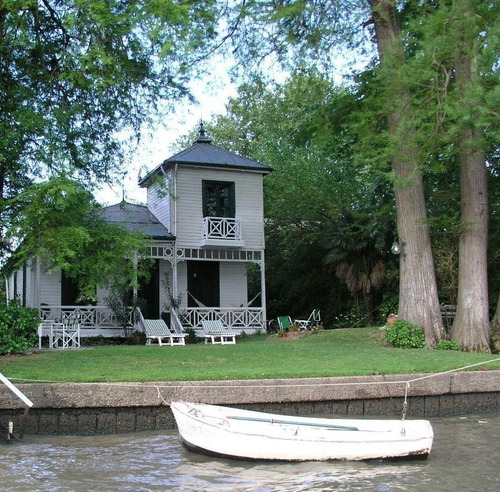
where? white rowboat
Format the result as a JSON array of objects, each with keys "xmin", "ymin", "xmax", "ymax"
[{"xmin": 170, "ymin": 401, "xmax": 434, "ymax": 461}]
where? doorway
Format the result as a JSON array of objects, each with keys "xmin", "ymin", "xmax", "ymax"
[
  {"xmin": 187, "ymin": 261, "xmax": 220, "ymax": 307},
  {"xmin": 138, "ymin": 259, "xmax": 160, "ymax": 318}
]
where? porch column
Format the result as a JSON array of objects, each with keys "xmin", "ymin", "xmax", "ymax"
[
  {"xmin": 172, "ymin": 249, "xmax": 178, "ymax": 302},
  {"xmin": 36, "ymin": 257, "xmax": 41, "ymax": 311},
  {"xmin": 261, "ymin": 252, "xmax": 267, "ymax": 328},
  {"xmin": 132, "ymin": 251, "xmax": 138, "ymax": 301}
]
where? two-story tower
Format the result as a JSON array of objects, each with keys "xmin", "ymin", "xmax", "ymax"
[{"xmin": 137, "ymin": 125, "xmax": 272, "ymax": 333}]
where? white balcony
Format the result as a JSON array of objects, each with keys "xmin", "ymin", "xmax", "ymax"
[{"xmin": 202, "ymin": 217, "xmax": 244, "ymax": 247}]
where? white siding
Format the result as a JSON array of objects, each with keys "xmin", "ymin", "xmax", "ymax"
[
  {"xmin": 6, "ymin": 274, "xmax": 15, "ymax": 301},
  {"xmin": 220, "ymin": 262, "xmax": 247, "ymax": 307},
  {"xmin": 25, "ymin": 262, "xmax": 33, "ymax": 306},
  {"xmin": 96, "ymin": 286, "xmax": 109, "ymax": 304},
  {"xmin": 40, "ymin": 267, "xmax": 62, "ymax": 306},
  {"xmin": 146, "ymin": 172, "xmax": 172, "ymax": 231},
  {"xmin": 175, "ymin": 167, "xmax": 265, "ymax": 250},
  {"xmin": 176, "ymin": 261, "xmax": 188, "ymax": 308}
]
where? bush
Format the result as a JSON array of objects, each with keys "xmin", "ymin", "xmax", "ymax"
[
  {"xmin": 0, "ymin": 301, "xmax": 40, "ymax": 355},
  {"xmin": 385, "ymin": 319, "xmax": 425, "ymax": 349},
  {"xmin": 183, "ymin": 327, "xmax": 202, "ymax": 344},
  {"xmin": 437, "ymin": 339, "xmax": 460, "ymax": 351}
]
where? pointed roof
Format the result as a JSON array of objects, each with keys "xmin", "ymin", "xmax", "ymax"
[
  {"xmin": 99, "ymin": 201, "xmax": 174, "ymax": 240},
  {"xmin": 139, "ymin": 124, "xmax": 272, "ymax": 187}
]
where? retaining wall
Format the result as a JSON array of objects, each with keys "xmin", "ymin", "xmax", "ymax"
[{"xmin": 1, "ymin": 371, "xmax": 499, "ymax": 435}]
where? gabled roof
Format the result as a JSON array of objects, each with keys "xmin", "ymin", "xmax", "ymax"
[
  {"xmin": 99, "ymin": 202, "xmax": 174, "ymax": 240},
  {"xmin": 139, "ymin": 124, "xmax": 272, "ymax": 187}
]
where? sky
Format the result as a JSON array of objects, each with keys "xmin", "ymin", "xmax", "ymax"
[
  {"xmin": 95, "ymin": 62, "xmax": 238, "ymax": 206},
  {"xmin": 94, "ymin": 46, "xmax": 368, "ymax": 207}
]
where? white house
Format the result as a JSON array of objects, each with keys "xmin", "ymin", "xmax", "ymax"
[{"xmin": 6, "ymin": 125, "xmax": 272, "ymax": 338}]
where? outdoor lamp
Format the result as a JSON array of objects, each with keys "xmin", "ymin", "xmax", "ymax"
[{"xmin": 391, "ymin": 240, "xmax": 406, "ymax": 256}]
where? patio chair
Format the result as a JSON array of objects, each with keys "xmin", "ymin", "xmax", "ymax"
[
  {"xmin": 294, "ymin": 309, "xmax": 321, "ymax": 330},
  {"xmin": 202, "ymin": 320, "xmax": 238, "ymax": 345},
  {"xmin": 277, "ymin": 316, "xmax": 293, "ymax": 332},
  {"xmin": 49, "ymin": 321, "xmax": 80, "ymax": 349},
  {"xmin": 143, "ymin": 319, "xmax": 186, "ymax": 346}
]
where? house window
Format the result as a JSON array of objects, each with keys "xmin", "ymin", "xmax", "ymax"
[{"xmin": 203, "ymin": 181, "xmax": 235, "ymax": 218}]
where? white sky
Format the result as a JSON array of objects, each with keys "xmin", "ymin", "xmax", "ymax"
[
  {"xmin": 94, "ymin": 70, "xmax": 239, "ymax": 206},
  {"xmin": 94, "ymin": 46, "xmax": 369, "ymax": 207}
]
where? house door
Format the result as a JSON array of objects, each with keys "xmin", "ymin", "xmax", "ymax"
[
  {"xmin": 61, "ymin": 271, "xmax": 79, "ymax": 305},
  {"xmin": 187, "ymin": 261, "xmax": 220, "ymax": 307},
  {"xmin": 138, "ymin": 259, "xmax": 160, "ymax": 318}
]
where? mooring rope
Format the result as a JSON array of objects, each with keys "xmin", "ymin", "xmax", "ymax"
[{"xmin": 6, "ymin": 356, "xmax": 500, "ymax": 412}]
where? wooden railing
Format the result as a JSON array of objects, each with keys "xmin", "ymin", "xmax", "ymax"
[
  {"xmin": 202, "ymin": 217, "xmax": 242, "ymax": 241},
  {"xmin": 178, "ymin": 307, "xmax": 265, "ymax": 332},
  {"xmin": 39, "ymin": 305, "xmax": 133, "ymax": 333},
  {"xmin": 39, "ymin": 305, "xmax": 265, "ymax": 336}
]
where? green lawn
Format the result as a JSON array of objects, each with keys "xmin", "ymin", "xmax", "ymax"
[{"xmin": 1, "ymin": 328, "xmax": 499, "ymax": 383}]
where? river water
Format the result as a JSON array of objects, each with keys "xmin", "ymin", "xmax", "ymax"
[{"xmin": 1, "ymin": 412, "xmax": 499, "ymax": 491}]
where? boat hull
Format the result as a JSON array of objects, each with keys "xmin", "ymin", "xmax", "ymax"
[{"xmin": 170, "ymin": 401, "xmax": 434, "ymax": 461}]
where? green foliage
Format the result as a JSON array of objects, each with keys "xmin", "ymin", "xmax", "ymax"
[
  {"xmin": 332, "ymin": 303, "xmax": 367, "ymax": 329},
  {"xmin": 183, "ymin": 327, "xmax": 202, "ymax": 345},
  {"xmin": 0, "ymin": 0, "xmax": 220, "ymax": 262},
  {"xmin": 104, "ymin": 287, "xmax": 134, "ymax": 337},
  {"xmin": 6, "ymin": 177, "xmax": 149, "ymax": 295},
  {"xmin": 0, "ymin": 301, "xmax": 40, "ymax": 355},
  {"xmin": 385, "ymin": 320, "xmax": 426, "ymax": 349},
  {"xmin": 437, "ymin": 340, "xmax": 460, "ymax": 351},
  {"xmin": 127, "ymin": 331, "xmax": 147, "ymax": 346},
  {"xmin": 207, "ymin": 69, "xmax": 395, "ymax": 325}
]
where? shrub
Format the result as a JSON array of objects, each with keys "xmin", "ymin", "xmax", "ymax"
[
  {"xmin": 0, "ymin": 301, "xmax": 40, "ymax": 355},
  {"xmin": 437, "ymin": 339, "xmax": 460, "ymax": 351},
  {"xmin": 183, "ymin": 327, "xmax": 202, "ymax": 344},
  {"xmin": 385, "ymin": 319, "xmax": 425, "ymax": 349}
]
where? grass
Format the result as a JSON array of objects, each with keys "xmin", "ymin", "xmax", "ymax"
[{"xmin": 1, "ymin": 328, "xmax": 500, "ymax": 383}]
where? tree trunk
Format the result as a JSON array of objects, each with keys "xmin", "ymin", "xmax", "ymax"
[
  {"xmin": 491, "ymin": 293, "xmax": 500, "ymax": 353},
  {"xmin": 368, "ymin": 0, "xmax": 445, "ymax": 347},
  {"xmin": 451, "ymin": 0, "xmax": 490, "ymax": 351}
]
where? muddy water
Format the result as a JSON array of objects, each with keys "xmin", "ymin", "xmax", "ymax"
[{"xmin": 1, "ymin": 413, "xmax": 499, "ymax": 491}]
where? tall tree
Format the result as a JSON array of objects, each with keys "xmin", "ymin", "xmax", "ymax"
[
  {"xmin": 402, "ymin": 0, "xmax": 500, "ymax": 350},
  {"xmin": 367, "ymin": 0, "xmax": 444, "ymax": 346},
  {"xmin": 224, "ymin": 0, "xmax": 446, "ymax": 345},
  {"xmin": 450, "ymin": 0, "xmax": 492, "ymax": 351},
  {"xmin": 0, "ymin": 0, "xmax": 218, "ymax": 260}
]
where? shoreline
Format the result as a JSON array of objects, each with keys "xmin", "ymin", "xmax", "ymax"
[{"xmin": 1, "ymin": 371, "xmax": 500, "ymax": 436}]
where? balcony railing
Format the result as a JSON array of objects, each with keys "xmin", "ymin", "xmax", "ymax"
[{"xmin": 202, "ymin": 217, "xmax": 243, "ymax": 247}]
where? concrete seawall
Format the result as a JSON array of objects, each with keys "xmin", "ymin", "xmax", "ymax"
[{"xmin": 1, "ymin": 371, "xmax": 499, "ymax": 435}]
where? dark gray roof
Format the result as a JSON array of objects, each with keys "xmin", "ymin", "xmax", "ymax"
[
  {"xmin": 139, "ymin": 126, "xmax": 272, "ymax": 187},
  {"xmin": 99, "ymin": 202, "xmax": 174, "ymax": 240}
]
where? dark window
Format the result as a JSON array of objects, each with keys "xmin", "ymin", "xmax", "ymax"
[
  {"xmin": 61, "ymin": 271, "xmax": 79, "ymax": 305},
  {"xmin": 202, "ymin": 181, "xmax": 235, "ymax": 218}
]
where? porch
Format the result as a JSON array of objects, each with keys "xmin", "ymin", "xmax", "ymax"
[{"xmin": 38, "ymin": 305, "xmax": 266, "ymax": 341}]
